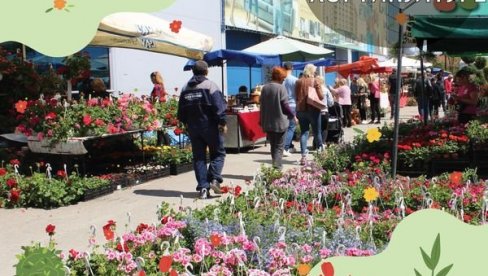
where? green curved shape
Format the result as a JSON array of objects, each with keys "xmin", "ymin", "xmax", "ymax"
[
  {"xmin": 310, "ymin": 209, "xmax": 488, "ymax": 276},
  {"xmin": 0, "ymin": 0, "xmax": 176, "ymax": 57}
]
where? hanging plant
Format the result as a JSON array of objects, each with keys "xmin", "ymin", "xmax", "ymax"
[{"xmin": 57, "ymin": 52, "xmax": 90, "ymax": 80}]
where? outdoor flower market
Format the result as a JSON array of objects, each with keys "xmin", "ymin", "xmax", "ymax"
[{"xmin": 2, "ymin": 1, "xmax": 488, "ymax": 275}]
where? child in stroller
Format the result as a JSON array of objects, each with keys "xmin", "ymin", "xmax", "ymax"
[{"xmin": 325, "ymin": 102, "xmax": 344, "ymax": 144}]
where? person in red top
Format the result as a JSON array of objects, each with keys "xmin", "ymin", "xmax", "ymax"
[
  {"xmin": 444, "ymin": 74, "xmax": 453, "ymax": 98},
  {"xmin": 150, "ymin": 71, "xmax": 167, "ymax": 102},
  {"xmin": 452, "ymin": 68, "xmax": 480, "ymax": 124}
]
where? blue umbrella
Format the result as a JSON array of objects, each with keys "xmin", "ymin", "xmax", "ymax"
[{"xmin": 184, "ymin": 49, "xmax": 281, "ymax": 91}]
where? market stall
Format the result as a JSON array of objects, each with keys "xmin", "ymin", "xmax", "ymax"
[{"xmin": 224, "ymin": 110, "xmax": 267, "ymax": 152}]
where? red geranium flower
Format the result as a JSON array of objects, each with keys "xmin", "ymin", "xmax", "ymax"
[
  {"xmin": 9, "ymin": 188, "xmax": 20, "ymax": 203},
  {"xmin": 0, "ymin": 168, "xmax": 7, "ymax": 176},
  {"xmin": 45, "ymin": 224, "xmax": 56, "ymax": 236},
  {"xmin": 10, "ymin": 159, "xmax": 20, "ymax": 166},
  {"xmin": 136, "ymin": 223, "xmax": 149, "ymax": 234},
  {"xmin": 56, "ymin": 170, "xmax": 67, "ymax": 178},
  {"xmin": 221, "ymin": 186, "xmax": 229, "ymax": 193},
  {"xmin": 169, "ymin": 20, "xmax": 182, "ymax": 33},
  {"xmin": 174, "ymin": 128, "xmax": 183, "ymax": 136},
  {"xmin": 94, "ymin": 119, "xmax": 105, "ymax": 126},
  {"xmin": 82, "ymin": 114, "xmax": 92, "ymax": 126},
  {"xmin": 6, "ymin": 178, "xmax": 17, "ymax": 188},
  {"xmin": 234, "ymin": 185, "xmax": 242, "ymax": 197},
  {"xmin": 116, "ymin": 242, "xmax": 130, "ymax": 252},
  {"xmin": 103, "ymin": 220, "xmax": 116, "ymax": 241},
  {"xmin": 161, "ymin": 216, "xmax": 170, "ymax": 225},
  {"xmin": 45, "ymin": 112, "xmax": 57, "ymax": 120},
  {"xmin": 210, "ymin": 233, "xmax": 221, "ymax": 247}
]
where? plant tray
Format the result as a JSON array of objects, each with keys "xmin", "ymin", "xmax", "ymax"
[
  {"xmin": 170, "ymin": 162, "xmax": 193, "ymax": 175},
  {"xmin": 430, "ymin": 158, "xmax": 471, "ymax": 176},
  {"xmin": 82, "ymin": 185, "xmax": 114, "ymax": 201},
  {"xmin": 145, "ymin": 167, "xmax": 171, "ymax": 181}
]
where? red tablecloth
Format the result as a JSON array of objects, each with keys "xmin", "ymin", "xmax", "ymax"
[{"xmin": 236, "ymin": 111, "xmax": 266, "ymax": 142}]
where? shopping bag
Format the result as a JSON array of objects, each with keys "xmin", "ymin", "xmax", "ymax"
[{"xmin": 307, "ymin": 86, "xmax": 326, "ymax": 109}]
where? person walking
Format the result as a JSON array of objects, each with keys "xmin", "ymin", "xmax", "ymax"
[
  {"xmin": 329, "ymin": 78, "xmax": 352, "ymax": 127},
  {"xmin": 388, "ymin": 68, "xmax": 401, "ymax": 119},
  {"xmin": 414, "ymin": 71, "xmax": 433, "ymax": 120},
  {"xmin": 444, "ymin": 74, "xmax": 453, "ymax": 100},
  {"xmin": 356, "ymin": 77, "xmax": 369, "ymax": 124},
  {"xmin": 316, "ymin": 76, "xmax": 334, "ymax": 146},
  {"xmin": 295, "ymin": 64, "xmax": 324, "ymax": 165},
  {"xmin": 367, "ymin": 75, "xmax": 381, "ymax": 124},
  {"xmin": 259, "ymin": 67, "xmax": 297, "ymax": 170},
  {"xmin": 430, "ymin": 77, "xmax": 442, "ymax": 118},
  {"xmin": 177, "ymin": 60, "xmax": 227, "ymax": 199},
  {"xmin": 283, "ymin": 62, "xmax": 298, "ymax": 157}
]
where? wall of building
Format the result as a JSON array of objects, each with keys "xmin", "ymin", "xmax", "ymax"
[{"xmin": 109, "ymin": 0, "xmax": 224, "ymax": 96}]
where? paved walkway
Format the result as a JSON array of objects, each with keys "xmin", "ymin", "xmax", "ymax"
[{"xmin": 0, "ymin": 106, "xmax": 420, "ymax": 275}]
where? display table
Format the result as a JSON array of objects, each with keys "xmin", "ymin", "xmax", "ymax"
[{"xmin": 224, "ymin": 111, "xmax": 266, "ymax": 152}]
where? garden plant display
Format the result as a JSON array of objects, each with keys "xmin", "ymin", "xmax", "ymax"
[
  {"xmin": 11, "ymin": 121, "xmax": 488, "ymax": 274},
  {"xmin": 0, "ymin": 160, "xmax": 112, "ymax": 208},
  {"xmin": 15, "ymin": 158, "xmax": 487, "ymax": 275}
]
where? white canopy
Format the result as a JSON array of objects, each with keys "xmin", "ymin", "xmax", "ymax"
[
  {"xmin": 90, "ymin": 12, "xmax": 214, "ymax": 60},
  {"xmin": 379, "ymin": 57, "xmax": 433, "ymax": 68},
  {"xmin": 243, "ymin": 35, "xmax": 333, "ymax": 61}
]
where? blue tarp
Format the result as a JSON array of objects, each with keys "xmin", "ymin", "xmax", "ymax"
[{"xmin": 184, "ymin": 49, "xmax": 281, "ymax": 71}]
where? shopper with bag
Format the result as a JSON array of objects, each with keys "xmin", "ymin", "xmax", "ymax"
[{"xmin": 294, "ymin": 64, "xmax": 324, "ymax": 165}]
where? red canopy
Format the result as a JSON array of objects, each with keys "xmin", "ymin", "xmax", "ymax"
[{"xmin": 324, "ymin": 56, "xmax": 382, "ymax": 77}]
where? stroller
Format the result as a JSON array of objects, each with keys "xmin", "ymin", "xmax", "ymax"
[{"xmin": 325, "ymin": 102, "xmax": 344, "ymax": 144}]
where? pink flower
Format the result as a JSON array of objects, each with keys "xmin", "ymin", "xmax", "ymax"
[
  {"xmin": 192, "ymin": 254, "xmax": 203, "ymax": 263},
  {"xmin": 319, "ymin": 248, "xmax": 332, "ymax": 259},
  {"xmin": 36, "ymin": 132, "xmax": 44, "ymax": 141},
  {"xmin": 94, "ymin": 119, "xmax": 105, "ymax": 126},
  {"xmin": 45, "ymin": 112, "xmax": 56, "ymax": 120}
]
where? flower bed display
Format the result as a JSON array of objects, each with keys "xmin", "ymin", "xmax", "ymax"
[
  {"xmin": 16, "ymin": 161, "xmax": 487, "ymax": 275},
  {"xmin": 15, "ymin": 94, "xmax": 160, "ymax": 145},
  {"xmin": 0, "ymin": 161, "xmax": 113, "ymax": 209}
]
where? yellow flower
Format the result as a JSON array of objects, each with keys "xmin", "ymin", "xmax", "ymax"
[
  {"xmin": 363, "ymin": 187, "xmax": 379, "ymax": 202},
  {"xmin": 366, "ymin": 128, "xmax": 382, "ymax": 143}
]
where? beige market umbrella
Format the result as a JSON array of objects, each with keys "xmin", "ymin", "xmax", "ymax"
[
  {"xmin": 90, "ymin": 12, "xmax": 213, "ymax": 59},
  {"xmin": 243, "ymin": 35, "xmax": 333, "ymax": 61}
]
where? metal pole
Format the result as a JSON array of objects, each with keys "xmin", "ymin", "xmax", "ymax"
[
  {"xmin": 391, "ymin": 8, "xmax": 405, "ymax": 178},
  {"xmin": 420, "ymin": 44, "xmax": 427, "ymax": 124}
]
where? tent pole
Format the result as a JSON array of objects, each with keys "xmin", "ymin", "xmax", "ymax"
[
  {"xmin": 221, "ymin": 62, "xmax": 225, "ymax": 94},
  {"xmin": 391, "ymin": 8, "xmax": 405, "ymax": 178},
  {"xmin": 420, "ymin": 41, "xmax": 427, "ymax": 124},
  {"xmin": 249, "ymin": 65, "xmax": 252, "ymax": 92}
]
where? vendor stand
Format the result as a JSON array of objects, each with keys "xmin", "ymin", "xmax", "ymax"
[{"xmin": 224, "ymin": 108, "xmax": 266, "ymax": 153}]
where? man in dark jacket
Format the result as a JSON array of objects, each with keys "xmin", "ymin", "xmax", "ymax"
[{"xmin": 177, "ymin": 60, "xmax": 227, "ymax": 199}]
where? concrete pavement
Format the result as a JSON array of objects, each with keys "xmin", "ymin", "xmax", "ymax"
[{"xmin": 0, "ymin": 106, "xmax": 419, "ymax": 275}]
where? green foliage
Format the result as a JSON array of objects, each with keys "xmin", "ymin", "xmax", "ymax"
[
  {"xmin": 15, "ymin": 243, "xmax": 65, "ymax": 276},
  {"xmin": 474, "ymin": 56, "xmax": 487, "ymax": 70},
  {"xmin": 313, "ymin": 144, "xmax": 353, "ymax": 173},
  {"xmin": 150, "ymin": 146, "xmax": 193, "ymax": 165},
  {"xmin": 461, "ymin": 56, "xmax": 476, "ymax": 64},
  {"xmin": 466, "ymin": 120, "xmax": 488, "ymax": 143},
  {"xmin": 61, "ymin": 52, "xmax": 90, "ymax": 80},
  {"xmin": 259, "ymin": 164, "xmax": 283, "ymax": 185}
]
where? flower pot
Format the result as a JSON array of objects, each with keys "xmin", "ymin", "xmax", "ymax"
[
  {"xmin": 145, "ymin": 166, "xmax": 171, "ymax": 181},
  {"xmin": 170, "ymin": 162, "xmax": 193, "ymax": 175},
  {"xmin": 82, "ymin": 185, "xmax": 114, "ymax": 201}
]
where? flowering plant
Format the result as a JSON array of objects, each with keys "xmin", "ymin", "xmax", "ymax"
[
  {"xmin": 15, "ymin": 94, "xmax": 160, "ymax": 143},
  {"xmin": 57, "ymin": 52, "xmax": 90, "ymax": 80}
]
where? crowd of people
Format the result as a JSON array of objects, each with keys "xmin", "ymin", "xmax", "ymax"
[{"xmin": 76, "ymin": 60, "xmax": 479, "ymax": 200}]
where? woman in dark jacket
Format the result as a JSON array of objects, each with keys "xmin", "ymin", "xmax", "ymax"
[{"xmin": 260, "ymin": 67, "xmax": 297, "ymax": 170}]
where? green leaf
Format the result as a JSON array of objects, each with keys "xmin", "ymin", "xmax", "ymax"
[
  {"xmin": 45, "ymin": 8, "xmax": 53, "ymax": 13},
  {"xmin": 436, "ymin": 264, "xmax": 453, "ymax": 276},
  {"xmin": 414, "ymin": 269, "xmax": 423, "ymax": 276},
  {"xmin": 420, "ymin": 247, "xmax": 434, "ymax": 270},
  {"xmin": 64, "ymin": 8, "xmax": 70, "ymax": 12},
  {"xmin": 353, "ymin": 128, "xmax": 364, "ymax": 134},
  {"xmin": 68, "ymin": 4, "xmax": 75, "ymax": 7},
  {"xmin": 431, "ymin": 234, "xmax": 441, "ymax": 269}
]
